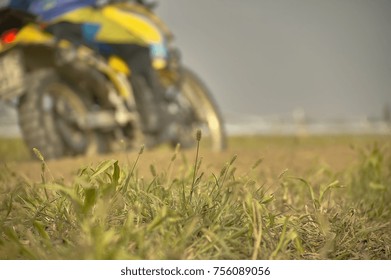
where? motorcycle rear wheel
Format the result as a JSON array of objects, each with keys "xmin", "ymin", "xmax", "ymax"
[
  {"xmin": 18, "ymin": 69, "xmax": 98, "ymax": 159},
  {"xmin": 178, "ymin": 67, "xmax": 227, "ymax": 151}
]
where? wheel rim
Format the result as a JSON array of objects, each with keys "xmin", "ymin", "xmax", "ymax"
[
  {"xmin": 40, "ymin": 82, "xmax": 97, "ymax": 155},
  {"xmin": 179, "ymin": 71, "xmax": 226, "ymax": 151}
]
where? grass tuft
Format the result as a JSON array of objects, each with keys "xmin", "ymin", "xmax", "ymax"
[{"xmin": 0, "ymin": 137, "xmax": 390, "ymax": 259}]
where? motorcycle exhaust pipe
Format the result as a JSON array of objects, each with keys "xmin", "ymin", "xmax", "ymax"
[{"xmin": 78, "ymin": 110, "xmax": 134, "ymax": 130}]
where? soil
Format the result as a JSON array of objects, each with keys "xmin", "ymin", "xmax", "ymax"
[{"xmin": 5, "ymin": 135, "xmax": 390, "ymax": 184}]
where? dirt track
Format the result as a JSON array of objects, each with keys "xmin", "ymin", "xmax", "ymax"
[{"xmin": 6, "ymin": 135, "xmax": 389, "ymax": 184}]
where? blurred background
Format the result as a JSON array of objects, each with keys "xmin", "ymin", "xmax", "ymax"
[{"xmin": 1, "ymin": 0, "xmax": 391, "ymax": 136}]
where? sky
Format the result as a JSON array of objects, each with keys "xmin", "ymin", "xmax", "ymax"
[{"xmin": 156, "ymin": 0, "xmax": 391, "ymax": 121}]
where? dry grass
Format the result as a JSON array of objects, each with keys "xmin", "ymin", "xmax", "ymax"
[{"xmin": 0, "ymin": 134, "xmax": 390, "ymax": 259}]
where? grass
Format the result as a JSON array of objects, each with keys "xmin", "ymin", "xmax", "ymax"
[
  {"xmin": 0, "ymin": 138, "xmax": 30, "ymax": 162},
  {"xmin": 0, "ymin": 134, "xmax": 390, "ymax": 259}
]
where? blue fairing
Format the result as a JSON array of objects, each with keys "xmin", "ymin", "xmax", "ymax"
[
  {"xmin": 7, "ymin": 0, "xmax": 31, "ymax": 12},
  {"xmin": 3, "ymin": 0, "xmax": 97, "ymax": 21},
  {"xmin": 29, "ymin": 0, "xmax": 96, "ymax": 21}
]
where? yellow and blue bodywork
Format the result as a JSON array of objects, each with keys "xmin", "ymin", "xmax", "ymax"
[
  {"xmin": 55, "ymin": 4, "xmax": 169, "ymax": 70},
  {"xmin": 1, "ymin": 3, "xmax": 175, "ymax": 102},
  {"xmin": 4, "ymin": 3, "xmax": 170, "ymax": 73}
]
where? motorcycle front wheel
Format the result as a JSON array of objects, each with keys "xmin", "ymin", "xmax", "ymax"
[
  {"xmin": 176, "ymin": 67, "xmax": 227, "ymax": 152},
  {"xmin": 18, "ymin": 69, "xmax": 98, "ymax": 159}
]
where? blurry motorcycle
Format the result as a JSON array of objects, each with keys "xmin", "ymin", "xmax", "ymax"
[{"xmin": 0, "ymin": 1, "xmax": 226, "ymax": 159}]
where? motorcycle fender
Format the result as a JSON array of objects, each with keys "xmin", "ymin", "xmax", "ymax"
[{"xmin": 108, "ymin": 55, "xmax": 131, "ymax": 76}]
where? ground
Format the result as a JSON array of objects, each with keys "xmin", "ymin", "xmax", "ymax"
[{"xmin": 3, "ymin": 135, "xmax": 388, "ymax": 182}]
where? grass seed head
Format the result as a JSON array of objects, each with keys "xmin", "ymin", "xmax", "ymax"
[
  {"xmin": 252, "ymin": 158, "xmax": 263, "ymax": 170},
  {"xmin": 150, "ymin": 164, "xmax": 157, "ymax": 177},
  {"xmin": 196, "ymin": 129, "xmax": 202, "ymax": 141},
  {"xmin": 139, "ymin": 144, "xmax": 145, "ymax": 155},
  {"xmin": 220, "ymin": 165, "xmax": 228, "ymax": 177},
  {"xmin": 32, "ymin": 148, "xmax": 44, "ymax": 162},
  {"xmin": 230, "ymin": 154, "xmax": 238, "ymax": 165}
]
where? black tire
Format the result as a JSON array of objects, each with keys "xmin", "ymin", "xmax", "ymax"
[
  {"xmin": 18, "ymin": 69, "xmax": 97, "ymax": 159},
  {"xmin": 179, "ymin": 67, "xmax": 227, "ymax": 151}
]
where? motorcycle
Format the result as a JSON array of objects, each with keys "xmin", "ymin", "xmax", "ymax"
[{"xmin": 0, "ymin": 1, "xmax": 227, "ymax": 159}]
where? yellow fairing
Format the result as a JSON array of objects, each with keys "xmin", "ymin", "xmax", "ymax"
[
  {"xmin": 53, "ymin": 7, "xmax": 150, "ymax": 45},
  {"xmin": 101, "ymin": 5, "xmax": 168, "ymax": 69},
  {"xmin": 54, "ymin": 6, "xmax": 167, "ymax": 69},
  {"xmin": 101, "ymin": 6, "xmax": 163, "ymax": 44},
  {"xmin": 14, "ymin": 25, "xmax": 52, "ymax": 44}
]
